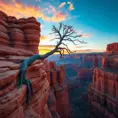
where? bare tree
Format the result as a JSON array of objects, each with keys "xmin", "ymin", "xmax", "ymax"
[
  {"xmin": 17, "ymin": 23, "xmax": 86, "ymax": 104},
  {"xmin": 42, "ymin": 23, "xmax": 86, "ymax": 58}
]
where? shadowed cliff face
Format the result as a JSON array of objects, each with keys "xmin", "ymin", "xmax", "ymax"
[
  {"xmin": 88, "ymin": 43, "xmax": 118, "ymax": 118},
  {"xmin": 48, "ymin": 53, "xmax": 103, "ymax": 118}
]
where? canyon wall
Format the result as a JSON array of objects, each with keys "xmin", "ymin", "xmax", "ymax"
[
  {"xmin": 0, "ymin": 10, "xmax": 40, "ymax": 54},
  {"xmin": 107, "ymin": 42, "xmax": 118, "ymax": 54},
  {"xmin": 0, "ymin": 46, "xmax": 51, "ymax": 118},
  {"xmin": 0, "ymin": 10, "xmax": 70, "ymax": 118},
  {"xmin": 78, "ymin": 56, "xmax": 99, "ymax": 81},
  {"xmin": 48, "ymin": 62, "xmax": 71, "ymax": 118},
  {"xmin": 88, "ymin": 43, "xmax": 118, "ymax": 118}
]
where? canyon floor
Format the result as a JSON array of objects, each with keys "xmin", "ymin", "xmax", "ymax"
[{"xmin": 68, "ymin": 79, "xmax": 91, "ymax": 118}]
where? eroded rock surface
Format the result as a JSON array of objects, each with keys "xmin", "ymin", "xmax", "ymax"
[
  {"xmin": 0, "ymin": 10, "xmax": 70, "ymax": 118},
  {"xmin": 88, "ymin": 43, "xmax": 118, "ymax": 118}
]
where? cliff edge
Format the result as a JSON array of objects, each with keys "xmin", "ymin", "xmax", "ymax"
[{"xmin": 0, "ymin": 11, "xmax": 70, "ymax": 118}]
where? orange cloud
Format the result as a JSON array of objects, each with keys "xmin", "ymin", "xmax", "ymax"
[
  {"xmin": 39, "ymin": 44, "xmax": 71, "ymax": 54},
  {"xmin": 59, "ymin": 2, "xmax": 66, "ymax": 8},
  {"xmin": 38, "ymin": 45, "xmax": 55, "ymax": 54},
  {"xmin": 82, "ymin": 34, "xmax": 91, "ymax": 38},
  {"xmin": 40, "ymin": 35, "xmax": 56, "ymax": 41},
  {"xmin": 0, "ymin": 0, "xmax": 50, "ymax": 20},
  {"xmin": 38, "ymin": 44, "xmax": 104, "ymax": 55},
  {"xmin": 40, "ymin": 35, "xmax": 49, "ymax": 40},
  {"xmin": 0, "ymin": 0, "xmax": 67, "ymax": 22},
  {"xmin": 52, "ymin": 11, "xmax": 67, "ymax": 22},
  {"xmin": 67, "ymin": 2, "xmax": 74, "ymax": 10}
]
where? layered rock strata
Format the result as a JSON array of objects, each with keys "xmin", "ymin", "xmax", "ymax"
[
  {"xmin": 0, "ymin": 10, "xmax": 40, "ymax": 54},
  {"xmin": 88, "ymin": 43, "xmax": 118, "ymax": 118},
  {"xmin": 48, "ymin": 62, "xmax": 71, "ymax": 118},
  {"xmin": 0, "ymin": 10, "xmax": 70, "ymax": 118}
]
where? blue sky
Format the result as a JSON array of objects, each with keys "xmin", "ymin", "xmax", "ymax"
[
  {"xmin": 38, "ymin": 0, "xmax": 118, "ymax": 51},
  {"xmin": 0, "ymin": 0, "xmax": 118, "ymax": 53}
]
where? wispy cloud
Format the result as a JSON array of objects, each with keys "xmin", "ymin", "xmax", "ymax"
[
  {"xmin": 40, "ymin": 45, "xmax": 55, "ymax": 48},
  {"xmin": 58, "ymin": 1, "xmax": 75, "ymax": 11},
  {"xmin": 40, "ymin": 35, "xmax": 49, "ymax": 40},
  {"xmin": 59, "ymin": 2, "xmax": 66, "ymax": 8},
  {"xmin": 67, "ymin": 1, "xmax": 74, "ymax": 10},
  {"xmin": 38, "ymin": 44, "xmax": 104, "ymax": 54},
  {"xmin": 74, "ymin": 49, "xmax": 105, "ymax": 53},
  {"xmin": 81, "ymin": 34, "xmax": 91, "ymax": 38},
  {"xmin": 41, "ymin": 24, "xmax": 44, "ymax": 28},
  {"xmin": 0, "ymin": 0, "xmax": 67, "ymax": 22},
  {"xmin": 36, "ymin": 0, "xmax": 40, "ymax": 2},
  {"xmin": 52, "ymin": 11, "xmax": 67, "ymax": 22},
  {"xmin": 65, "ymin": 15, "xmax": 80, "ymax": 21},
  {"xmin": 76, "ymin": 30, "xmax": 91, "ymax": 38},
  {"xmin": 0, "ymin": 0, "xmax": 50, "ymax": 20},
  {"xmin": 40, "ymin": 35, "xmax": 56, "ymax": 41},
  {"xmin": 45, "ymin": 5, "xmax": 56, "ymax": 14},
  {"xmin": 38, "ymin": 45, "xmax": 55, "ymax": 54}
]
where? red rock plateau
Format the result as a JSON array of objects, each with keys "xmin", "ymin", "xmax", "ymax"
[
  {"xmin": 88, "ymin": 42, "xmax": 118, "ymax": 118},
  {"xmin": 0, "ymin": 11, "xmax": 70, "ymax": 118}
]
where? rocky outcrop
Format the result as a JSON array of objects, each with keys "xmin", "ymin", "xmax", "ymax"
[
  {"xmin": 0, "ymin": 11, "xmax": 70, "ymax": 118},
  {"xmin": 78, "ymin": 55, "xmax": 101, "ymax": 81},
  {"xmin": 0, "ymin": 10, "xmax": 40, "ymax": 54},
  {"xmin": 107, "ymin": 42, "xmax": 118, "ymax": 54},
  {"xmin": 48, "ymin": 62, "xmax": 71, "ymax": 118},
  {"xmin": 0, "ymin": 46, "xmax": 71, "ymax": 118},
  {"xmin": 0, "ymin": 48, "xmax": 51, "ymax": 118},
  {"xmin": 88, "ymin": 43, "xmax": 118, "ymax": 118}
]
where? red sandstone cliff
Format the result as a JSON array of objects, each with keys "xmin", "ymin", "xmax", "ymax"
[
  {"xmin": 107, "ymin": 43, "xmax": 118, "ymax": 54},
  {"xmin": 0, "ymin": 47, "xmax": 51, "ymax": 118},
  {"xmin": 0, "ymin": 10, "xmax": 40, "ymax": 54},
  {"xmin": 78, "ymin": 56, "xmax": 99, "ymax": 80},
  {"xmin": 48, "ymin": 62, "xmax": 71, "ymax": 118},
  {"xmin": 0, "ymin": 11, "xmax": 70, "ymax": 118},
  {"xmin": 88, "ymin": 43, "xmax": 118, "ymax": 118}
]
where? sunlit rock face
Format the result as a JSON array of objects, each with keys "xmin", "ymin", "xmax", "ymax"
[
  {"xmin": 88, "ymin": 43, "xmax": 118, "ymax": 118},
  {"xmin": 107, "ymin": 42, "xmax": 118, "ymax": 54},
  {"xmin": 0, "ymin": 44, "xmax": 51, "ymax": 118},
  {"xmin": 0, "ymin": 10, "xmax": 40, "ymax": 54},
  {"xmin": 0, "ymin": 54, "xmax": 51, "ymax": 118},
  {"xmin": 0, "ymin": 10, "xmax": 71, "ymax": 118}
]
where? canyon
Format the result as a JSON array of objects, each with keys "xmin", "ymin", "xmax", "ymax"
[
  {"xmin": 88, "ymin": 43, "xmax": 118, "ymax": 118},
  {"xmin": 0, "ymin": 10, "xmax": 118, "ymax": 118}
]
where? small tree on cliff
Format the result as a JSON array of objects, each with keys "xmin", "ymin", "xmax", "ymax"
[
  {"xmin": 47, "ymin": 23, "xmax": 86, "ymax": 57},
  {"xmin": 17, "ymin": 23, "xmax": 86, "ymax": 104}
]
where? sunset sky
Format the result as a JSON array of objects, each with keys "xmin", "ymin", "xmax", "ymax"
[{"xmin": 0, "ymin": 0, "xmax": 118, "ymax": 54}]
